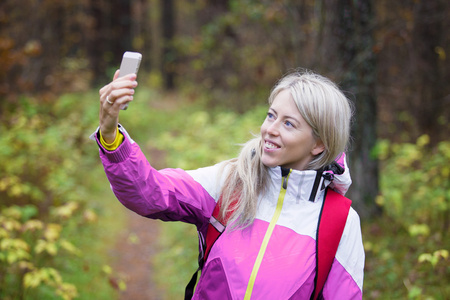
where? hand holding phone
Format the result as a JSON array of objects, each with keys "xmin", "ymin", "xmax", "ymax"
[{"xmin": 119, "ymin": 51, "xmax": 142, "ymax": 110}]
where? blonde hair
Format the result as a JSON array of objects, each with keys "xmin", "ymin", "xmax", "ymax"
[
  {"xmin": 220, "ymin": 70, "xmax": 352, "ymax": 228},
  {"xmin": 269, "ymin": 71, "xmax": 352, "ymax": 169}
]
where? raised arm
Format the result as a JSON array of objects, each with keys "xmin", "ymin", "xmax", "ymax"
[{"xmin": 94, "ymin": 71, "xmax": 217, "ymax": 232}]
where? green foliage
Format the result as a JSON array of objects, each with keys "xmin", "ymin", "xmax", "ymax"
[
  {"xmin": 152, "ymin": 222, "xmax": 198, "ymax": 299},
  {"xmin": 174, "ymin": 0, "xmax": 287, "ymax": 111},
  {"xmin": 0, "ymin": 204, "xmax": 79, "ymax": 299},
  {"xmin": 375, "ymin": 135, "xmax": 449, "ymax": 233},
  {"xmin": 0, "ymin": 93, "xmax": 121, "ymax": 299},
  {"xmin": 364, "ymin": 136, "xmax": 450, "ymax": 299},
  {"xmin": 156, "ymin": 106, "xmax": 266, "ymax": 169}
]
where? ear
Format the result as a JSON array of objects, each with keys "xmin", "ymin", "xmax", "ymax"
[{"xmin": 311, "ymin": 139, "xmax": 325, "ymax": 156}]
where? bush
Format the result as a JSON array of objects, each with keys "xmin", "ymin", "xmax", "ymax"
[
  {"xmin": 0, "ymin": 93, "xmax": 118, "ymax": 299},
  {"xmin": 376, "ymin": 135, "xmax": 449, "ymax": 236},
  {"xmin": 364, "ymin": 136, "xmax": 449, "ymax": 299},
  {"xmin": 0, "ymin": 205, "xmax": 79, "ymax": 299}
]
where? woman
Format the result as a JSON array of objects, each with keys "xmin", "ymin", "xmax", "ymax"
[{"xmin": 93, "ymin": 70, "xmax": 365, "ymax": 299}]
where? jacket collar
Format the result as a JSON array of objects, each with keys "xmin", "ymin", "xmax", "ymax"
[{"xmin": 267, "ymin": 164, "xmax": 351, "ymax": 203}]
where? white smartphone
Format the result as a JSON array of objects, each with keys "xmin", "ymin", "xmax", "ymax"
[{"xmin": 118, "ymin": 51, "xmax": 142, "ymax": 110}]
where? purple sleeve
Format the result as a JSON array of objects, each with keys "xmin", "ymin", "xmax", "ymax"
[
  {"xmin": 321, "ymin": 260, "xmax": 363, "ymax": 299},
  {"xmin": 97, "ymin": 133, "xmax": 217, "ymax": 231}
]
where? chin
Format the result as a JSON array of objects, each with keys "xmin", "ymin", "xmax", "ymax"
[{"xmin": 261, "ymin": 158, "xmax": 278, "ymax": 168}]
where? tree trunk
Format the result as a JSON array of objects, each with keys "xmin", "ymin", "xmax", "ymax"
[
  {"xmin": 87, "ymin": 0, "xmax": 109, "ymax": 85},
  {"xmin": 411, "ymin": 0, "xmax": 447, "ymax": 145},
  {"xmin": 87, "ymin": 0, "xmax": 133, "ymax": 85},
  {"xmin": 111, "ymin": 0, "xmax": 133, "ymax": 63},
  {"xmin": 332, "ymin": 0, "xmax": 380, "ymax": 217},
  {"xmin": 161, "ymin": 0, "xmax": 176, "ymax": 90}
]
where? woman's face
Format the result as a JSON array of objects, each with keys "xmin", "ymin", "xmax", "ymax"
[{"xmin": 260, "ymin": 89, "xmax": 324, "ymax": 171}]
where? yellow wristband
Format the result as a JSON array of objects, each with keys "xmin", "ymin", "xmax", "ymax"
[{"xmin": 100, "ymin": 127, "xmax": 124, "ymax": 151}]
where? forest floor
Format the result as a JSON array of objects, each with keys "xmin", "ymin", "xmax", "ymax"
[
  {"xmin": 112, "ymin": 210, "xmax": 163, "ymax": 300},
  {"xmin": 108, "ymin": 97, "xmax": 184, "ymax": 300}
]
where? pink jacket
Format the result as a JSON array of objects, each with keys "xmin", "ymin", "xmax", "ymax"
[{"xmin": 93, "ymin": 126, "xmax": 364, "ymax": 299}]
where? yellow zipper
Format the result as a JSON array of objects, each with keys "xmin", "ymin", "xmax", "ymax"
[{"xmin": 244, "ymin": 170, "xmax": 291, "ymax": 299}]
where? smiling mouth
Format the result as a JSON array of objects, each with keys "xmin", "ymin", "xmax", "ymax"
[{"xmin": 264, "ymin": 141, "xmax": 280, "ymax": 150}]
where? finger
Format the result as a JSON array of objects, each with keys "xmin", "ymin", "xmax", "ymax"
[
  {"xmin": 100, "ymin": 72, "xmax": 137, "ymax": 95},
  {"xmin": 107, "ymin": 76, "xmax": 138, "ymax": 94},
  {"xmin": 105, "ymin": 94, "xmax": 134, "ymax": 110},
  {"xmin": 104, "ymin": 87, "xmax": 135, "ymax": 105},
  {"xmin": 113, "ymin": 69, "xmax": 120, "ymax": 80},
  {"xmin": 100, "ymin": 81, "xmax": 137, "ymax": 106}
]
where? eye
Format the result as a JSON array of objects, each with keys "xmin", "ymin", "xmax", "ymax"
[
  {"xmin": 267, "ymin": 112, "xmax": 275, "ymax": 119},
  {"xmin": 285, "ymin": 120, "xmax": 294, "ymax": 128}
]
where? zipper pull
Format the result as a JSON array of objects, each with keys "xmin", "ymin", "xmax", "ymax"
[
  {"xmin": 283, "ymin": 176, "xmax": 288, "ymax": 190},
  {"xmin": 281, "ymin": 167, "xmax": 291, "ymax": 190}
]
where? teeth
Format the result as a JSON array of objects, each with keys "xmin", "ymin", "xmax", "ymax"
[{"xmin": 265, "ymin": 141, "xmax": 279, "ymax": 149}]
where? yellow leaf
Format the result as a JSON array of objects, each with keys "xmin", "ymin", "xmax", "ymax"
[
  {"xmin": 2, "ymin": 205, "xmax": 22, "ymax": 219},
  {"xmin": 363, "ymin": 241, "xmax": 373, "ymax": 252},
  {"xmin": 24, "ymin": 270, "xmax": 42, "ymax": 288},
  {"xmin": 45, "ymin": 267, "xmax": 62, "ymax": 284},
  {"xmin": 8, "ymin": 249, "xmax": 30, "ymax": 263},
  {"xmin": 54, "ymin": 202, "xmax": 79, "ymax": 219},
  {"xmin": 10, "ymin": 184, "xmax": 24, "ymax": 197},
  {"xmin": 57, "ymin": 282, "xmax": 78, "ymax": 300},
  {"xmin": 375, "ymin": 195, "xmax": 385, "ymax": 207},
  {"xmin": 44, "ymin": 223, "xmax": 62, "ymax": 241},
  {"xmin": 102, "ymin": 265, "xmax": 112, "ymax": 275},
  {"xmin": 418, "ymin": 253, "xmax": 432, "ymax": 263},
  {"xmin": 118, "ymin": 279, "xmax": 127, "ymax": 291},
  {"xmin": 83, "ymin": 209, "xmax": 98, "ymax": 223},
  {"xmin": 22, "ymin": 219, "xmax": 44, "ymax": 232},
  {"xmin": 435, "ymin": 46, "xmax": 446, "ymax": 60},
  {"xmin": 3, "ymin": 219, "xmax": 22, "ymax": 231},
  {"xmin": 434, "ymin": 249, "xmax": 449, "ymax": 260},
  {"xmin": 60, "ymin": 239, "xmax": 81, "ymax": 256},
  {"xmin": 416, "ymin": 134, "xmax": 430, "ymax": 148},
  {"xmin": 18, "ymin": 261, "xmax": 34, "ymax": 271},
  {"xmin": 35, "ymin": 239, "xmax": 47, "ymax": 254},
  {"xmin": 0, "ymin": 238, "xmax": 29, "ymax": 251},
  {"xmin": 46, "ymin": 243, "xmax": 58, "ymax": 256},
  {"xmin": 408, "ymin": 224, "xmax": 430, "ymax": 237},
  {"xmin": 7, "ymin": 252, "xmax": 18, "ymax": 264}
]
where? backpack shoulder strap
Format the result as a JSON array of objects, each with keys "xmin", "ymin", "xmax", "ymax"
[
  {"xmin": 311, "ymin": 188, "xmax": 352, "ymax": 300},
  {"xmin": 204, "ymin": 196, "xmax": 237, "ymax": 263},
  {"xmin": 203, "ymin": 198, "xmax": 226, "ymax": 262}
]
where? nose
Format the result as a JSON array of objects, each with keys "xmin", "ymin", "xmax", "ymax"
[{"xmin": 266, "ymin": 120, "xmax": 280, "ymax": 136}]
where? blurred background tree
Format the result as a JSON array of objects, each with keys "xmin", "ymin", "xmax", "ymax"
[{"xmin": 2, "ymin": 0, "xmax": 448, "ymax": 149}]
